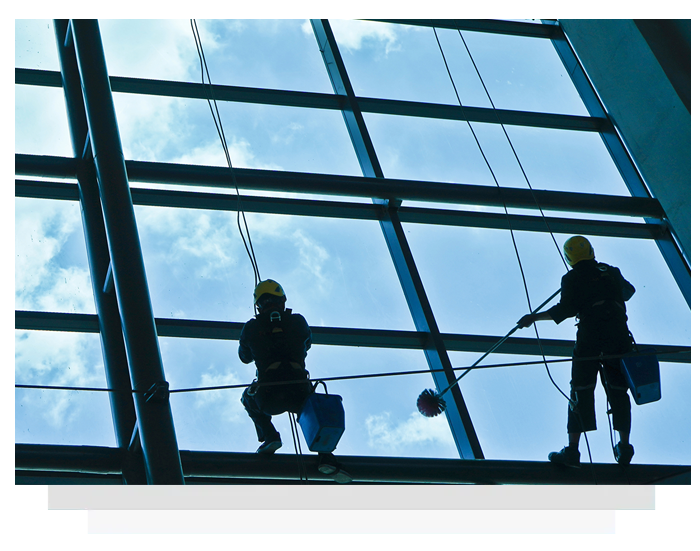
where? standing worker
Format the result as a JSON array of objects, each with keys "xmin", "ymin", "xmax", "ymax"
[
  {"xmin": 239, "ymin": 279, "xmax": 351, "ymax": 482},
  {"xmin": 517, "ymin": 236, "xmax": 636, "ymax": 467}
]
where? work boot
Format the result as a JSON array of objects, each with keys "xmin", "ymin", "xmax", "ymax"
[
  {"xmin": 548, "ymin": 446, "xmax": 581, "ymax": 468},
  {"xmin": 256, "ymin": 434, "xmax": 282, "ymax": 454},
  {"xmin": 614, "ymin": 442, "xmax": 634, "ymax": 465},
  {"xmin": 318, "ymin": 453, "xmax": 352, "ymax": 484}
]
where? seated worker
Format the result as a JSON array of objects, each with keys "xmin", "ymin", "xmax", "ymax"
[
  {"xmin": 240, "ymin": 279, "xmax": 313, "ymax": 453},
  {"xmin": 517, "ymin": 236, "xmax": 636, "ymax": 467},
  {"xmin": 239, "ymin": 279, "xmax": 351, "ymax": 482}
]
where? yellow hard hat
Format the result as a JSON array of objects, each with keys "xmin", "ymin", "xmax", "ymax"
[
  {"xmin": 253, "ymin": 279, "xmax": 286, "ymax": 305},
  {"xmin": 563, "ymin": 236, "xmax": 595, "ymax": 266}
]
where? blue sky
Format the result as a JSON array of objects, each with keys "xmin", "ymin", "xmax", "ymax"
[{"xmin": 15, "ymin": 19, "xmax": 691, "ymax": 468}]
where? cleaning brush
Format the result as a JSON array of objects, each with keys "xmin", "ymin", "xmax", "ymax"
[
  {"xmin": 415, "ymin": 289, "xmax": 562, "ymax": 418},
  {"xmin": 416, "ymin": 388, "xmax": 446, "ymax": 417}
]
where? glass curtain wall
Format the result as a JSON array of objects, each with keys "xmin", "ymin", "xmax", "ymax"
[{"xmin": 15, "ymin": 19, "xmax": 690, "ymax": 470}]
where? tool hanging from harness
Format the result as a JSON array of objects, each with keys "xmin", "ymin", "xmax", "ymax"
[
  {"xmin": 298, "ymin": 381, "xmax": 345, "ymax": 453},
  {"xmin": 621, "ymin": 340, "xmax": 661, "ymax": 405}
]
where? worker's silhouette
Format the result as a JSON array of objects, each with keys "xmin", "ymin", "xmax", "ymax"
[
  {"xmin": 518, "ymin": 236, "xmax": 636, "ymax": 467},
  {"xmin": 239, "ymin": 279, "xmax": 350, "ymax": 482}
]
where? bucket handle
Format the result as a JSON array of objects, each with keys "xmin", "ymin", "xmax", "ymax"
[{"xmin": 312, "ymin": 380, "xmax": 328, "ymax": 394}]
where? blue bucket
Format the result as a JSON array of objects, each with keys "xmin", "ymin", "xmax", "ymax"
[
  {"xmin": 298, "ymin": 384, "xmax": 345, "ymax": 453},
  {"xmin": 621, "ymin": 348, "xmax": 661, "ymax": 405}
]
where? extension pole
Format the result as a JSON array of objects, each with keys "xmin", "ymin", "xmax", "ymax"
[{"xmin": 438, "ymin": 288, "xmax": 561, "ymax": 398}]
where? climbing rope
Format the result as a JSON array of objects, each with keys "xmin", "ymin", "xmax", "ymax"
[
  {"xmin": 190, "ymin": 19, "xmax": 261, "ymax": 287},
  {"xmin": 288, "ymin": 411, "xmax": 308, "ymax": 482}
]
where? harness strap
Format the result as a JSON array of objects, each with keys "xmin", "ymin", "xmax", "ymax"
[{"xmin": 264, "ymin": 361, "xmax": 304, "ymax": 373}]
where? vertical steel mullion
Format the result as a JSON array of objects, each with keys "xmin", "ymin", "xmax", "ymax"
[
  {"xmin": 311, "ymin": 19, "xmax": 483, "ymax": 459},
  {"xmin": 53, "ymin": 20, "xmax": 139, "ymax": 459},
  {"xmin": 69, "ymin": 19, "xmax": 184, "ymax": 484},
  {"xmin": 550, "ymin": 26, "xmax": 690, "ymax": 306}
]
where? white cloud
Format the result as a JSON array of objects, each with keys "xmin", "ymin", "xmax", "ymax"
[
  {"xmin": 171, "ymin": 214, "xmax": 238, "ymax": 279},
  {"xmin": 15, "ymin": 200, "xmax": 93, "ymax": 313},
  {"xmin": 365, "ymin": 410, "xmax": 454, "ymax": 452},
  {"xmin": 136, "ymin": 208, "xmax": 247, "ymax": 282},
  {"xmin": 327, "ymin": 20, "xmax": 400, "ymax": 56},
  {"xmin": 270, "ymin": 122, "xmax": 305, "ymax": 146},
  {"xmin": 291, "ymin": 228, "xmax": 330, "ymax": 286},
  {"xmin": 15, "ymin": 85, "xmax": 73, "ymax": 157},
  {"xmin": 36, "ymin": 266, "xmax": 94, "ymax": 313},
  {"xmin": 113, "ymin": 95, "xmax": 187, "ymax": 162},
  {"xmin": 170, "ymin": 137, "xmax": 265, "ymax": 170},
  {"xmin": 15, "ymin": 331, "xmax": 102, "ymax": 387},
  {"xmin": 194, "ymin": 368, "xmax": 246, "ymax": 424},
  {"xmin": 99, "ymin": 19, "xmax": 196, "ymax": 82},
  {"xmin": 15, "ymin": 331, "xmax": 104, "ymax": 428}
]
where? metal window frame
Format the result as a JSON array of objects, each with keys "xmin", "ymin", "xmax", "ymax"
[{"xmin": 15, "ymin": 18, "xmax": 690, "ymax": 483}]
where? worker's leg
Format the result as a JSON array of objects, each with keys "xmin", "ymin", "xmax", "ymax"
[
  {"xmin": 601, "ymin": 362, "xmax": 632, "ymax": 435},
  {"xmin": 566, "ymin": 344, "xmax": 600, "ymax": 439},
  {"xmin": 549, "ymin": 344, "xmax": 598, "ymax": 467},
  {"xmin": 241, "ymin": 385, "xmax": 279, "ymax": 443},
  {"xmin": 568, "ymin": 431, "xmax": 581, "ymax": 448},
  {"xmin": 600, "ymin": 356, "xmax": 634, "ymax": 464}
]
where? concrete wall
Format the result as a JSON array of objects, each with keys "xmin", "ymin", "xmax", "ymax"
[{"xmin": 559, "ymin": 19, "xmax": 690, "ymax": 263}]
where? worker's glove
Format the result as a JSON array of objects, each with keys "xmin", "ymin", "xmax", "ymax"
[{"xmin": 517, "ymin": 313, "xmax": 536, "ymax": 329}]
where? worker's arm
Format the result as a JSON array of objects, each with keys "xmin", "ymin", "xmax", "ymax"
[
  {"xmin": 517, "ymin": 311, "xmax": 553, "ymax": 329},
  {"xmin": 617, "ymin": 269, "xmax": 636, "ymax": 301},
  {"xmin": 238, "ymin": 321, "xmax": 254, "ymax": 364}
]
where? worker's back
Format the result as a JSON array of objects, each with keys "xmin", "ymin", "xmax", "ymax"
[
  {"xmin": 559, "ymin": 259, "xmax": 635, "ymax": 345},
  {"xmin": 238, "ymin": 308, "xmax": 312, "ymax": 378}
]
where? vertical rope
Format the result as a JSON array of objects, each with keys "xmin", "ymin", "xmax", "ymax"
[
  {"xmin": 190, "ymin": 19, "xmax": 261, "ymax": 287},
  {"xmin": 288, "ymin": 412, "xmax": 308, "ymax": 482}
]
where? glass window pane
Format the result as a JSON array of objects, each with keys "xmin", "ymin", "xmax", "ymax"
[
  {"xmin": 364, "ymin": 114, "xmax": 503, "ymax": 187},
  {"xmin": 501, "ymin": 125, "xmax": 631, "ymax": 195},
  {"xmin": 310, "ymin": 346, "xmax": 458, "ymax": 459},
  {"xmin": 333, "ymin": 20, "xmax": 588, "ymax": 115},
  {"xmin": 332, "ymin": 20, "xmax": 475, "ymax": 105},
  {"xmin": 15, "ymin": 85, "xmax": 73, "ymax": 157},
  {"xmin": 451, "ymin": 28, "xmax": 589, "ymax": 115},
  {"xmin": 165, "ymin": 337, "xmax": 459, "ymax": 459},
  {"xmin": 15, "ymin": 198, "xmax": 95, "ymax": 315},
  {"xmin": 405, "ymin": 225, "xmax": 690, "ymax": 348},
  {"xmin": 15, "ymin": 19, "xmax": 60, "ymax": 71},
  {"xmin": 365, "ymin": 112, "xmax": 630, "ymax": 197},
  {"xmin": 113, "ymin": 94, "xmax": 362, "ymax": 178},
  {"xmin": 15, "ymin": 331, "xmax": 115, "ymax": 446},
  {"xmin": 100, "ymin": 19, "xmax": 334, "ymax": 93},
  {"xmin": 135, "ymin": 207, "xmax": 415, "ymax": 330}
]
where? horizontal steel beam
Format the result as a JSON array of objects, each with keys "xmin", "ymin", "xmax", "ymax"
[
  {"xmin": 16, "ymin": 67, "xmax": 606, "ymax": 132},
  {"xmin": 15, "ymin": 310, "xmax": 691, "ymax": 363},
  {"xmin": 14, "ymin": 154, "xmax": 667, "ymax": 219},
  {"xmin": 16, "ymin": 179, "xmax": 665, "ymax": 240},
  {"xmin": 15, "ymin": 444, "xmax": 691, "ymax": 485},
  {"xmin": 357, "ymin": 96, "xmax": 607, "ymax": 132}
]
